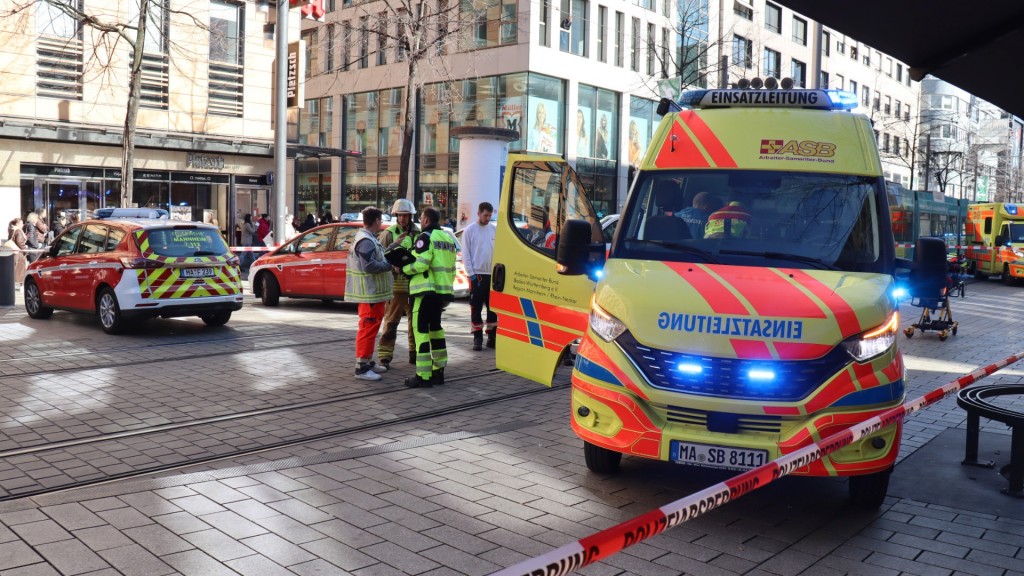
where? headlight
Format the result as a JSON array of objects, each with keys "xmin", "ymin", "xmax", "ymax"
[
  {"xmin": 589, "ymin": 299, "xmax": 626, "ymax": 342},
  {"xmin": 841, "ymin": 312, "xmax": 898, "ymax": 361}
]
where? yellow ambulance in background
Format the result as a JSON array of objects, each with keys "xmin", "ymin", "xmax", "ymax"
[
  {"xmin": 490, "ymin": 87, "xmax": 911, "ymax": 508},
  {"xmin": 964, "ymin": 202, "xmax": 1024, "ymax": 283}
]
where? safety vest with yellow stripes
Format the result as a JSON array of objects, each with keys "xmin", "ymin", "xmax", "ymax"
[
  {"xmin": 379, "ymin": 222, "xmax": 418, "ymax": 293},
  {"xmin": 344, "ymin": 228, "xmax": 393, "ymax": 303},
  {"xmin": 704, "ymin": 201, "xmax": 751, "ymax": 239},
  {"xmin": 403, "ymin": 227, "xmax": 457, "ymax": 296}
]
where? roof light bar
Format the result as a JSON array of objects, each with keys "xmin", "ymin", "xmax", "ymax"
[{"xmin": 677, "ymin": 88, "xmax": 859, "ymax": 111}]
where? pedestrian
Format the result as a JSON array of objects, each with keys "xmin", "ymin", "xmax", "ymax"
[
  {"xmin": 33, "ymin": 208, "xmax": 50, "ymax": 246},
  {"xmin": 402, "ymin": 207, "xmax": 458, "ymax": 388},
  {"xmin": 289, "ymin": 214, "xmax": 301, "ymax": 238},
  {"xmin": 23, "ymin": 212, "xmax": 42, "ymax": 263},
  {"xmin": 240, "ymin": 213, "xmax": 257, "ymax": 269},
  {"xmin": 461, "ymin": 201, "xmax": 497, "ymax": 351},
  {"xmin": 256, "ymin": 213, "xmax": 272, "ymax": 246},
  {"xmin": 322, "ymin": 210, "xmax": 335, "ymax": 224},
  {"xmin": 376, "ymin": 198, "xmax": 419, "ymax": 369},
  {"xmin": 344, "ymin": 207, "xmax": 394, "ymax": 381},
  {"xmin": 51, "ymin": 211, "xmax": 68, "ymax": 238},
  {"xmin": 7, "ymin": 217, "xmax": 28, "ymax": 287},
  {"xmin": 299, "ymin": 213, "xmax": 317, "ymax": 232}
]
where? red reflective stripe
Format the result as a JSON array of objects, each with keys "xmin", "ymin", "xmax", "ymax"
[
  {"xmin": 729, "ymin": 339, "xmax": 772, "ymax": 360},
  {"xmin": 540, "ymin": 323, "xmax": 580, "ymax": 349},
  {"xmin": 850, "ymin": 360, "xmax": 880, "ymax": 389},
  {"xmin": 533, "ymin": 300, "xmax": 588, "ymax": 333},
  {"xmin": 653, "ymin": 119, "xmax": 710, "ymax": 169},
  {"xmin": 786, "ymin": 269, "xmax": 862, "ymax": 338},
  {"xmin": 490, "ymin": 290, "xmax": 524, "ymax": 316},
  {"xmin": 663, "ymin": 263, "xmax": 748, "ymax": 315},
  {"xmin": 679, "ymin": 111, "xmax": 738, "ymax": 168},
  {"xmin": 722, "ymin": 268, "xmax": 827, "ymax": 319}
]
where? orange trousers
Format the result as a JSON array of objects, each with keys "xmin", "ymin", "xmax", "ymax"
[{"xmin": 356, "ymin": 301, "xmax": 387, "ymax": 362}]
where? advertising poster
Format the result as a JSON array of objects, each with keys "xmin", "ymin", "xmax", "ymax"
[
  {"xmin": 628, "ymin": 117, "xmax": 649, "ymax": 167},
  {"xmin": 527, "ymin": 97, "xmax": 559, "ymax": 154},
  {"xmin": 170, "ymin": 205, "xmax": 192, "ymax": 221},
  {"xmin": 575, "ymin": 106, "xmax": 592, "ymax": 158},
  {"xmin": 501, "ymin": 97, "xmax": 523, "ymax": 134},
  {"xmin": 594, "ymin": 111, "xmax": 613, "ymax": 159}
]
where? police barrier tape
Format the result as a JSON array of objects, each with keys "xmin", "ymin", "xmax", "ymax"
[
  {"xmin": 490, "ymin": 351, "xmax": 1024, "ymax": 576},
  {"xmin": 895, "ymin": 243, "xmax": 977, "ymax": 250}
]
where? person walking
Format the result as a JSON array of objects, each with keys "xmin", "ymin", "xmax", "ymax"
[
  {"xmin": 240, "ymin": 214, "xmax": 257, "ymax": 269},
  {"xmin": 23, "ymin": 212, "xmax": 42, "ymax": 263},
  {"xmin": 461, "ymin": 202, "xmax": 497, "ymax": 351},
  {"xmin": 344, "ymin": 207, "xmax": 394, "ymax": 381},
  {"xmin": 402, "ymin": 207, "xmax": 458, "ymax": 388},
  {"xmin": 376, "ymin": 199, "xmax": 419, "ymax": 369},
  {"xmin": 256, "ymin": 213, "xmax": 272, "ymax": 246},
  {"xmin": 7, "ymin": 217, "xmax": 28, "ymax": 287}
]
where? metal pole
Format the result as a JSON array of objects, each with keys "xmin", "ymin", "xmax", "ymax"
[{"xmin": 274, "ymin": 0, "xmax": 289, "ymax": 245}]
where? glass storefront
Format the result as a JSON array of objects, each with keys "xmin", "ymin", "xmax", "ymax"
[{"xmin": 576, "ymin": 84, "xmax": 619, "ymax": 216}]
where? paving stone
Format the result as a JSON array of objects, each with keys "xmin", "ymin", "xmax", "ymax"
[
  {"xmin": 165, "ymin": 495, "xmax": 226, "ymax": 517},
  {"xmin": 253, "ymin": 514, "xmax": 327, "ymax": 544},
  {"xmin": 35, "ymin": 539, "xmax": 108, "ymax": 575},
  {"xmin": 225, "ymin": 554, "xmax": 295, "ymax": 576},
  {"xmin": 11, "ymin": 520, "xmax": 73, "ymax": 546},
  {"xmin": 162, "ymin": 549, "xmax": 241, "ymax": 576},
  {"xmin": 0, "ymin": 540, "xmax": 44, "ymax": 570},
  {"xmin": 96, "ymin": 541, "xmax": 175, "ymax": 573},
  {"xmin": 290, "ymin": 558, "xmax": 352, "ymax": 575},
  {"xmin": 363, "ymin": 541, "xmax": 441, "ymax": 575},
  {"xmin": 301, "ymin": 538, "xmax": 377, "ymax": 572},
  {"xmin": 196, "ymin": 510, "xmax": 266, "ymax": 539},
  {"xmin": 122, "ymin": 524, "xmax": 193, "ymax": 556},
  {"xmin": 95, "ymin": 507, "xmax": 153, "ymax": 530},
  {"xmin": 366, "ymin": 522, "xmax": 441, "ymax": 553},
  {"xmin": 151, "ymin": 512, "xmax": 210, "ymax": 536},
  {"xmin": 0, "ymin": 563, "xmax": 61, "ymax": 576},
  {"xmin": 72, "ymin": 526, "xmax": 134, "ymax": 552},
  {"xmin": 266, "ymin": 498, "xmax": 333, "ymax": 524},
  {"xmin": 187, "ymin": 481, "xmax": 248, "ymax": 504},
  {"xmin": 239, "ymin": 533, "xmax": 316, "ymax": 566},
  {"xmin": 180, "ymin": 529, "xmax": 255, "ymax": 562}
]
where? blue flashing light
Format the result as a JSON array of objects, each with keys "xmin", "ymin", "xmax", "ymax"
[
  {"xmin": 1006, "ymin": 204, "xmax": 1019, "ymax": 215},
  {"xmin": 825, "ymin": 90, "xmax": 859, "ymax": 111},
  {"xmin": 677, "ymin": 363, "xmax": 703, "ymax": 375},
  {"xmin": 677, "ymin": 90, "xmax": 709, "ymax": 109},
  {"xmin": 748, "ymin": 369, "xmax": 776, "ymax": 381},
  {"xmin": 891, "ymin": 286, "xmax": 908, "ymax": 300}
]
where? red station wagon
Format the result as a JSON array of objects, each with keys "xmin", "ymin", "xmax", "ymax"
[
  {"xmin": 24, "ymin": 208, "xmax": 243, "ymax": 333},
  {"xmin": 249, "ymin": 222, "xmax": 470, "ymax": 306}
]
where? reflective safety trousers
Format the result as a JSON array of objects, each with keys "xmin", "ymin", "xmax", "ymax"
[{"xmin": 404, "ymin": 227, "xmax": 457, "ymax": 296}]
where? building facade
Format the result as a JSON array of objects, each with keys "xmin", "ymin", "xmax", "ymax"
[{"xmin": 0, "ymin": 0, "xmax": 290, "ymax": 243}]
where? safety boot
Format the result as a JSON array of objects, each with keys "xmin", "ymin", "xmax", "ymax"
[
  {"xmin": 472, "ymin": 332, "xmax": 483, "ymax": 351},
  {"xmin": 404, "ymin": 374, "xmax": 432, "ymax": 388},
  {"xmin": 430, "ymin": 368, "xmax": 445, "ymax": 386},
  {"xmin": 485, "ymin": 330, "xmax": 496, "ymax": 349}
]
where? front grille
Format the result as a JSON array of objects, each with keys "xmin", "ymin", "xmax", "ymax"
[
  {"xmin": 616, "ymin": 330, "xmax": 851, "ymax": 402},
  {"xmin": 651, "ymin": 403, "xmax": 784, "ymax": 434}
]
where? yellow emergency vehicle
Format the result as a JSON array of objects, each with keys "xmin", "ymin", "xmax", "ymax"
[
  {"xmin": 964, "ymin": 202, "xmax": 1024, "ymax": 284},
  {"xmin": 491, "ymin": 87, "xmax": 912, "ymax": 508}
]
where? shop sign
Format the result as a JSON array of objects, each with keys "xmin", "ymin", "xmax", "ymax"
[
  {"xmin": 171, "ymin": 172, "xmax": 230, "ymax": 184},
  {"xmin": 186, "ymin": 153, "xmax": 225, "ymax": 170}
]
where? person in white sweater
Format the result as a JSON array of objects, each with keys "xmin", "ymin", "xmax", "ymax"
[{"xmin": 461, "ymin": 202, "xmax": 498, "ymax": 350}]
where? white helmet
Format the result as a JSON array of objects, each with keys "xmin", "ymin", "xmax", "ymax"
[{"xmin": 391, "ymin": 198, "xmax": 415, "ymax": 215}]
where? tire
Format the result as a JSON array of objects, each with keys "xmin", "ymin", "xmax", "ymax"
[
  {"xmin": 952, "ymin": 325, "xmax": 958, "ymax": 336},
  {"xmin": 1003, "ymin": 266, "xmax": 1016, "ymax": 286},
  {"xmin": 260, "ymin": 273, "xmax": 280, "ymax": 306},
  {"xmin": 23, "ymin": 279, "xmax": 53, "ymax": 319},
  {"xmin": 200, "ymin": 310, "xmax": 232, "ymax": 326},
  {"xmin": 583, "ymin": 441, "xmax": 622, "ymax": 474},
  {"xmin": 848, "ymin": 468, "xmax": 891, "ymax": 509},
  {"xmin": 97, "ymin": 287, "xmax": 126, "ymax": 335}
]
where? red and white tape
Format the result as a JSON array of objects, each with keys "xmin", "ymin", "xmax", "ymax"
[
  {"xmin": 491, "ymin": 351, "xmax": 1024, "ymax": 576},
  {"xmin": 229, "ymin": 246, "xmax": 273, "ymax": 252}
]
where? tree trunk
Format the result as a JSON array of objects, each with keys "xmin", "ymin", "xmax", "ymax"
[
  {"xmin": 120, "ymin": 0, "xmax": 149, "ymax": 208},
  {"xmin": 397, "ymin": 56, "xmax": 418, "ymax": 204}
]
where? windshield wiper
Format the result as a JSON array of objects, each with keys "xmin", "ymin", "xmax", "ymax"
[
  {"xmin": 719, "ymin": 249, "xmax": 839, "ymax": 270},
  {"xmin": 632, "ymin": 239, "xmax": 720, "ymax": 263}
]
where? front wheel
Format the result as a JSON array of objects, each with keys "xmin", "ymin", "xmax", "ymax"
[
  {"xmin": 583, "ymin": 441, "xmax": 622, "ymax": 474},
  {"xmin": 848, "ymin": 468, "xmax": 891, "ymax": 509},
  {"xmin": 97, "ymin": 287, "xmax": 126, "ymax": 335},
  {"xmin": 260, "ymin": 273, "xmax": 280, "ymax": 306},
  {"xmin": 200, "ymin": 310, "xmax": 232, "ymax": 326},
  {"xmin": 24, "ymin": 279, "xmax": 53, "ymax": 319}
]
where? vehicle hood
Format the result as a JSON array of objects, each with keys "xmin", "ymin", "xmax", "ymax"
[{"xmin": 596, "ymin": 259, "xmax": 894, "ymax": 360}]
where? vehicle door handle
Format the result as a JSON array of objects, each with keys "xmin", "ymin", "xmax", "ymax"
[
  {"xmin": 311, "ymin": 258, "xmax": 322, "ymax": 264},
  {"xmin": 493, "ymin": 263, "xmax": 505, "ymax": 292}
]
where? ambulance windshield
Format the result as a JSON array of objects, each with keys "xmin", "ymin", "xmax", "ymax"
[{"xmin": 617, "ymin": 171, "xmax": 889, "ymax": 272}]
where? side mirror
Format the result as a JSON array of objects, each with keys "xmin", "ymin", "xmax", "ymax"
[
  {"xmin": 996, "ymin": 234, "xmax": 1007, "ymax": 246},
  {"xmin": 556, "ymin": 219, "xmax": 605, "ymax": 280}
]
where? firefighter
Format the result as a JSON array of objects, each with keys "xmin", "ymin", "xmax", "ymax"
[
  {"xmin": 376, "ymin": 198, "xmax": 419, "ymax": 368},
  {"xmin": 402, "ymin": 207, "xmax": 458, "ymax": 388}
]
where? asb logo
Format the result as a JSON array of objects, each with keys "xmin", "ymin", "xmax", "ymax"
[{"xmin": 760, "ymin": 139, "xmax": 836, "ymax": 158}]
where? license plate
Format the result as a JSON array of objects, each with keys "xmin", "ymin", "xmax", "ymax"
[
  {"xmin": 180, "ymin": 267, "xmax": 215, "ymax": 278},
  {"xmin": 672, "ymin": 441, "xmax": 769, "ymax": 471}
]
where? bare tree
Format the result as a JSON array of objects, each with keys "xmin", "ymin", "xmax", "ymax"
[
  {"xmin": 643, "ymin": 0, "xmax": 728, "ymax": 95},
  {"xmin": 4, "ymin": 0, "xmax": 206, "ymax": 206},
  {"xmin": 313, "ymin": 0, "xmax": 484, "ymax": 201}
]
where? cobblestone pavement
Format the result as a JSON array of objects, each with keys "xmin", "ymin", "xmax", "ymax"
[{"xmin": 0, "ymin": 280, "xmax": 1020, "ymax": 575}]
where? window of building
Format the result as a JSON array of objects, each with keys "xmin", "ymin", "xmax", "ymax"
[
  {"xmin": 661, "ymin": 27, "xmax": 669, "ymax": 78},
  {"xmin": 763, "ymin": 48, "xmax": 780, "ymax": 79},
  {"xmin": 646, "ymin": 23, "xmax": 655, "ymax": 74},
  {"xmin": 325, "ymin": 24, "xmax": 335, "ymax": 71},
  {"xmin": 397, "ymin": 14, "xmax": 408, "ymax": 61},
  {"xmin": 597, "ymin": 5, "xmax": 607, "ymax": 61},
  {"xmin": 342, "ymin": 21, "xmax": 351, "ymax": 70},
  {"xmin": 540, "ymin": 0, "xmax": 550, "ymax": 47},
  {"xmin": 733, "ymin": 34, "xmax": 751, "ymax": 68},
  {"xmin": 862, "ymin": 51, "xmax": 871, "ymax": 67},
  {"xmin": 836, "ymin": 73, "xmax": 844, "ymax": 89},
  {"xmin": 134, "ymin": 0, "xmax": 170, "ymax": 110},
  {"xmin": 733, "ymin": 0, "xmax": 752, "ymax": 20},
  {"xmin": 861, "ymin": 86, "xmax": 869, "ymax": 107},
  {"xmin": 436, "ymin": 0, "xmax": 448, "ymax": 54},
  {"xmin": 559, "ymin": 0, "xmax": 570, "ymax": 51},
  {"xmin": 614, "ymin": 11, "xmax": 624, "ymax": 66},
  {"xmin": 303, "ymin": 29, "xmax": 318, "ymax": 77},
  {"xmin": 885, "ymin": 56, "xmax": 893, "ymax": 77},
  {"xmin": 837, "ymin": 37, "xmax": 845, "ymax": 54},
  {"xmin": 790, "ymin": 58, "xmax": 805, "ymax": 87},
  {"xmin": 376, "ymin": 16, "xmax": 387, "ymax": 65},
  {"xmin": 359, "ymin": 16, "xmax": 368, "ymax": 68},
  {"xmin": 893, "ymin": 136, "xmax": 900, "ymax": 156},
  {"xmin": 571, "ymin": 0, "xmax": 589, "ymax": 56},
  {"xmin": 36, "ymin": 0, "xmax": 84, "ymax": 100},
  {"xmin": 764, "ymin": 2, "xmax": 781, "ymax": 33},
  {"xmin": 822, "ymin": 30, "xmax": 830, "ymax": 56},
  {"xmin": 850, "ymin": 45, "xmax": 858, "ymax": 60},
  {"xmin": 208, "ymin": 0, "xmax": 244, "ymax": 117},
  {"xmin": 873, "ymin": 90, "xmax": 880, "ymax": 111},
  {"xmin": 792, "ymin": 16, "xmax": 806, "ymax": 45},
  {"xmin": 300, "ymin": 96, "xmax": 334, "ymax": 148},
  {"xmin": 884, "ymin": 95, "xmax": 891, "ymax": 115},
  {"xmin": 819, "ymin": 70, "xmax": 829, "ymax": 89},
  {"xmin": 466, "ymin": 0, "xmax": 516, "ymax": 49},
  {"xmin": 849, "ymin": 79, "xmax": 856, "ymax": 94},
  {"xmin": 905, "ymin": 105, "xmax": 911, "ymax": 121},
  {"xmin": 894, "ymin": 100, "xmax": 902, "ymax": 118},
  {"xmin": 896, "ymin": 62, "xmax": 903, "ymax": 82},
  {"xmin": 630, "ymin": 17, "xmax": 640, "ymax": 71},
  {"xmin": 882, "ymin": 133, "xmax": 890, "ymax": 153}
]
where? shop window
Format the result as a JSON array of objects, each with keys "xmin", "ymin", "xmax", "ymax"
[
  {"xmin": 209, "ymin": 0, "xmax": 244, "ymax": 117},
  {"xmin": 36, "ymin": 0, "xmax": 84, "ymax": 100}
]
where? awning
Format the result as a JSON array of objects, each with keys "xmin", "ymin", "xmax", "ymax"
[{"xmin": 773, "ymin": 0, "xmax": 1024, "ymax": 116}]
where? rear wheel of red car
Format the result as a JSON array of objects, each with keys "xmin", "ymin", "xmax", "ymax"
[
  {"xmin": 260, "ymin": 273, "xmax": 280, "ymax": 307},
  {"xmin": 200, "ymin": 311, "xmax": 232, "ymax": 326},
  {"xmin": 24, "ymin": 279, "xmax": 53, "ymax": 319},
  {"xmin": 97, "ymin": 287, "xmax": 126, "ymax": 335}
]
